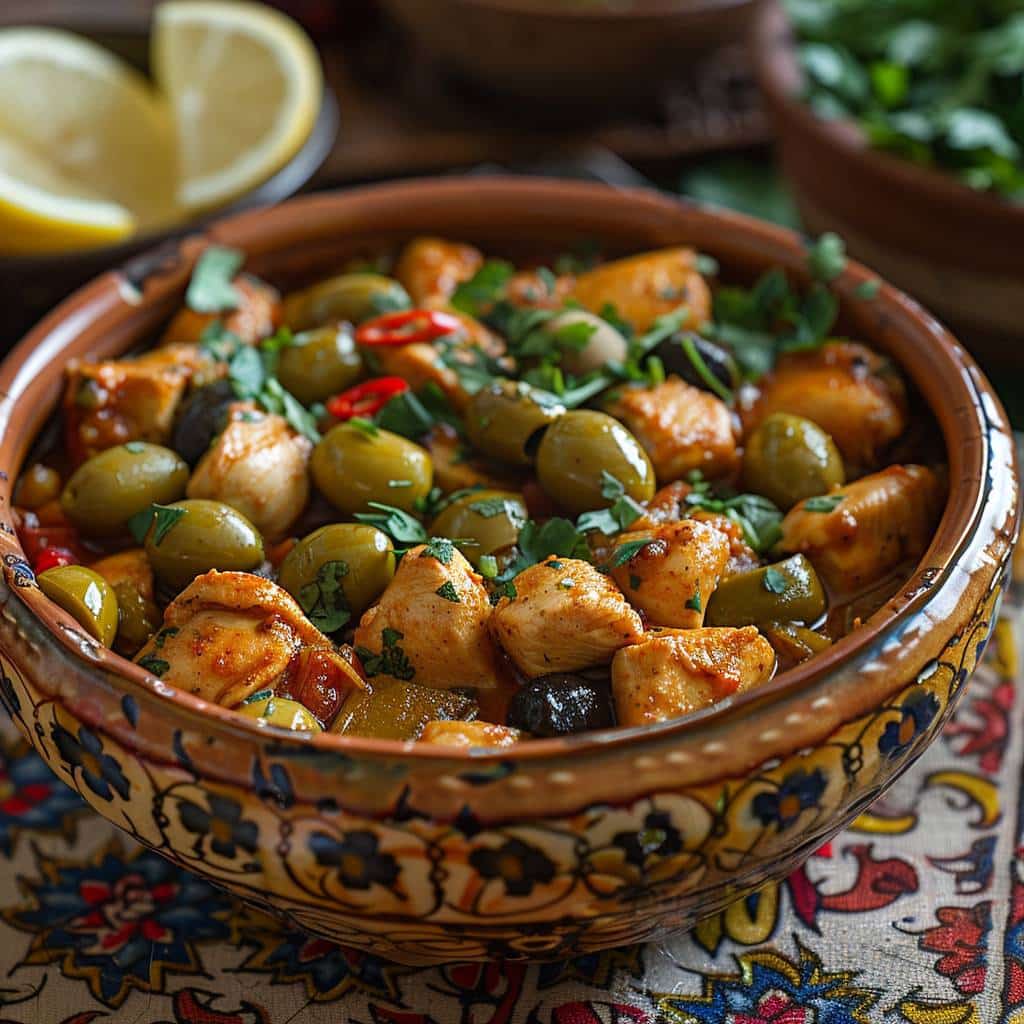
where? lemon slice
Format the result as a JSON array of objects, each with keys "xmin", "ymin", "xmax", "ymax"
[
  {"xmin": 153, "ymin": 1, "xmax": 322, "ymax": 214},
  {"xmin": 0, "ymin": 28, "xmax": 179, "ymax": 245},
  {"xmin": 0, "ymin": 137, "xmax": 135, "ymax": 254}
]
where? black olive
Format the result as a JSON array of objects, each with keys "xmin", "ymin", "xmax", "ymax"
[
  {"xmin": 653, "ymin": 332, "xmax": 739, "ymax": 397},
  {"xmin": 507, "ymin": 673, "xmax": 615, "ymax": 737},
  {"xmin": 172, "ymin": 380, "xmax": 236, "ymax": 466}
]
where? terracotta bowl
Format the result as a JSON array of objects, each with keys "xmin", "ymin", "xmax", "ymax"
[
  {"xmin": 0, "ymin": 178, "xmax": 1017, "ymax": 965},
  {"xmin": 753, "ymin": 0, "xmax": 1024, "ymax": 370},
  {"xmin": 378, "ymin": 0, "xmax": 755, "ymax": 105}
]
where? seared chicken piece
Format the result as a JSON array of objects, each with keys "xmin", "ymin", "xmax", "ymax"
[
  {"xmin": 161, "ymin": 274, "xmax": 280, "ymax": 346},
  {"xmin": 369, "ymin": 314, "xmax": 507, "ymax": 414},
  {"xmin": 778, "ymin": 464, "xmax": 942, "ymax": 593},
  {"xmin": 489, "ymin": 556, "xmax": 643, "ymax": 677},
  {"xmin": 419, "ymin": 720, "xmax": 522, "ymax": 748},
  {"xmin": 91, "ymin": 548, "xmax": 155, "ymax": 600},
  {"xmin": 63, "ymin": 345, "xmax": 211, "ymax": 464},
  {"xmin": 612, "ymin": 626, "xmax": 775, "ymax": 727},
  {"xmin": 424, "ymin": 425, "xmax": 526, "ymax": 495},
  {"xmin": 186, "ymin": 404, "xmax": 312, "ymax": 537},
  {"xmin": 610, "ymin": 519, "xmax": 730, "ymax": 629},
  {"xmin": 395, "ymin": 236, "xmax": 483, "ymax": 305},
  {"xmin": 505, "ymin": 269, "xmax": 575, "ymax": 309},
  {"xmin": 571, "ymin": 247, "xmax": 711, "ymax": 333},
  {"xmin": 749, "ymin": 341, "xmax": 907, "ymax": 471},
  {"xmin": 606, "ymin": 376, "xmax": 740, "ymax": 483},
  {"xmin": 354, "ymin": 543, "xmax": 498, "ymax": 689},
  {"xmin": 135, "ymin": 571, "xmax": 363, "ymax": 708},
  {"xmin": 689, "ymin": 511, "xmax": 762, "ymax": 579},
  {"xmin": 635, "ymin": 480, "xmax": 693, "ymax": 528}
]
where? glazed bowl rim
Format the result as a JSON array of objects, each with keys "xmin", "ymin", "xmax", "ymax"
[
  {"xmin": 0, "ymin": 175, "xmax": 1011, "ymax": 762},
  {"xmin": 752, "ymin": 0, "xmax": 1024, "ymax": 224}
]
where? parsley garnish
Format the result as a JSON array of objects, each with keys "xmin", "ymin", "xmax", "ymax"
[
  {"xmin": 629, "ymin": 573, "xmax": 642, "ymax": 590},
  {"xmin": 576, "ymin": 472, "xmax": 645, "ymax": 536},
  {"xmin": 186, "ymin": 246, "xmax": 243, "ymax": 313},
  {"xmin": 684, "ymin": 474, "xmax": 783, "ymax": 554},
  {"xmin": 450, "ymin": 260, "xmax": 515, "ymax": 318},
  {"xmin": 559, "ymin": 577, "xmax": 574, "ymax": 588},
  {"xmin": 469, "ymin": 497, "xmax": 526, "ymax": 525},
  {"xmin": 807, "ymin": 233, "xmax": 847, "ymax": 282},
  {"xmin": 124, "ymin": 441, "xmax": 146, "ymax": 454},
  {"xmin": 128, "ymin": 503, "xmax": 186, "ymax": 546},
  {"xmin": 696, "ymin": 253, "xmax": 720, "ymax": 277},
  {"xmin": 357, "ymin": 627, "xmax": 415, "ymax": 681},
  {"xmin": 353, "ymin": 502, "xmax": 428, "ymax": 551},
  {"xmin": 855, "ymin": 279, "xmax": 881, "ymax": 300},
  {"xmin": 421, "ymin": 537, "xmax": 455, "ymax": 565},
  {"xmin": 137, "ymin": 654, "xmax": 169, "ymax": 677},
  {"xmin": 435, "ymin": 581, "xmax": 461, "ymax": 603},
  {"xmin": 803, "ymin": 494, "xmax": 846, "ymax": 513},
  {"xmin": 686, "ymin": 586, "xmax": 703, "ymax": 612},
  {"xmin": 478, "ymin": 555, "xmax": 499, "ymax": 579},
  {"xmin": 763, "ymin": 567, "xmax": 789, "ymax": 594},
  {"xmin": 348, "ymin": 416, "xmax": 380, "ymax": 438},
  {"xmin": 680, "ymin": 333, "xmax": 734, "ymax": 403},
  {"xmin": 242, "ymin": 688, "xmax": 274, "ymax": 705},
  {"xmin": 609, "ymin": 539, "xmax": 654, "ymax": 567},
  {"xmin": 297, "ymin": 560, "xmax": 351, "ymax": 633},
  {"xmin": 199, "ymin": 320, "xmax": 243, "ymax": 361}
]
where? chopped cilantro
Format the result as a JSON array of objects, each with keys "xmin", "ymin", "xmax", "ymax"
[
  {"xmin": 128, "ymin": 503, "xmax": 186, "ymax": 546},
  {"xmin": 537, "ymin": 266, "xmax": 558, "ymax": 294},
  {"xmin": 680, "ymin": 333, "xmax": 734, "ymax": 403},
  {"xmin": 478, "ymin": 555, "xmax": 499, "ymax": 579},
  {"xmin": 348, "ymin": 416, "xmax": 380, "ymax": 438},
  {"xmin": 389, "ymin": 479, "xmax": 413, "ymax": 489},
  {"xmin": 227, "ymin": 345, "xmax": 265, "ymax": 398},
  {"xmin": 685, "ymin": 586, "xmax": 703, "ymax": 612},
  {"xmin": 297, "ymin": 560, "xmax": 351, "ymax": 634},
  {"xmin": 199, "ymin": 320, "xmax": 244, "ymax": 361},
  {"xmin": 855, "ymin": 279, "xmax": 881, "ymax": 300},
  {"xmin": 421, "ymin": 537, "xmax": 455, "ymax": 564},
  {"xmin": 137, "ymin": 654, "xmax": 169, "ymax": 677},
  {"xmin": 547, "ymin": 560, "xmax": 564, "ymax": 570},
  {"xmin": 763, "ymin": 567, "xmax": 789, "ymax": 594},
  {"xmin": 629, "ymin": 573, "xmax": 642, "ymax": 590},
  {"xmin": 807, "ymin": 233, "xmax": 847, "ymax": 282},
  {"xmin": 696, "ymin": 253, "xmax": 720, "ymax": 276},
  {"xmin": 242, "ymin": 688, "xmax": 274, "ymax": 705},
  {"xmin": 559, "ymin": 577, "xmax": 575, "ymax": 588},
  {"xmin": 356, "ymin": 627, "xmax": 415, "ymax": 681},
  {"xmin": 186, "ymin": 246, "xmax": 243, "ymax": 313},
  {"xmin": 803, "ymin": 494, "xmax": 846, "ymax": 512},
  {"xmin": 609, "ymin": 539, "xmax": 654, "ymax": 567},
  {"xmin": 450, "ymin": 260, "xmax": 515, "ymax": 318},
  {"xmin": 354, "ymin": 502, "xmax": 428, "ymax": 550},
  {"xmin": 469, "ymin": 497, "xmax": 526, "ymax": 525},
  {"xmin": 684, "ymin": 480, "xmax": 783, "ymax": 554},
  {"xmin": 124, "ymin": 441, "xmax": 146, "ymax": 453},
  {"xmin": 435, "ymin": 581, "xmax": 461, "ymax": 603}
]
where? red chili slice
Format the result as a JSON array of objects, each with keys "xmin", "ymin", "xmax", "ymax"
[
  {"xmin": 19, "ymin": 525, "xmax": 88, "ymax": 567},
  {"xmin": 355, "ymin": 308, "xmax": 462, "ymax": 347},
  {"xmin": 326, "ymin": 377, "xmax": 409, "ymax": 421},
  {"xmin": 33, "ymin": 547, "xmax": 79, "ymax": 574}
]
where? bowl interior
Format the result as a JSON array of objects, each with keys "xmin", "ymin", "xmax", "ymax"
[{"xmin": 0, "ymin": 177, "xmax": 1010, "ymax": 761}]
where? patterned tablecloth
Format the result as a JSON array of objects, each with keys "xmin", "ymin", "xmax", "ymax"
[{"xmin": 0, "ymin": 591, "xmax": 1019, "ymax": 1024}]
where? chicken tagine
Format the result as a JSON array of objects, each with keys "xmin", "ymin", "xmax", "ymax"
[{"xmin": 14, "ymin": 234, "xmax": 944, "ymax": 747}]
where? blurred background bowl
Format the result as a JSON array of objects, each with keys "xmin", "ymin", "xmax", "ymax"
[
  {"xmin": 379, "ymin": 0, "xmax": 756, "ymax": 105},
  {"xmin": 753, "ymin": 0, "xmax": 1024, "ymax": 371}
]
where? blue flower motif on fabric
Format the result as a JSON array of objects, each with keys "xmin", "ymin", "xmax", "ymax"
[
  {"xmin": 309, "ymin": 830, "xmax": 400, "ymax": 891},
  {"xmin": 752, "ymin": 769, "xmax": 827, "ymax": 832},
  {"xmin": 50, "ymin": 722, "xmax": 130, "ymax": 803},
  {"xmin": 0, "ymin": 739, "xmax": 84, "ymax": 856},
  {"xmin": 658, "ymin": 941, "xmax": 878, "ymax": 1023},
  {"xmin": 2, "ymin": 842, "xmax": 232, "ymax": 1007},
  {"xmin": 879, "ymin": 690, "xmax": 940, "ymax": 760},
  {"xmin": 179, "ymin": 792, "xmax": 259, "ymax": 860}
]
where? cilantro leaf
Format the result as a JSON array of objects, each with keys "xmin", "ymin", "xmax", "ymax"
[
  {"xmin": 435, "ymin": 581, "xmax": 461, "ymax": 603},
  {"xmin": 353, "ymin": 502, "xmax": 428, "ymax": 549},
  {"xmin": 763, "ymin": 567, "xmax": 789, "ymax": 594},
  {"xmin": 128, "ymin": 503, "xmax": 186, "ymax": 546},
  {"xmin": 356, "ymin": 627, "xmax": 415, "ymax": 681},
  {"xmin": 186, "ymin": 247, "xmax": 244, "ymax": 313},
  {"xmin": 686, "ymin": 586, "xmax": 702, "ymax": 612},
  {"xmin": 297, "ymin": 560, "xmax": 351, "ymax": 634},
  {"xmin": 685, "ymin": 486, "xmax": 783, "ymax": 554},
  {"xmin": 609, "ymin": 539, "xmax": 654, "ymax": 567},
  {"xmin": 450, "ymin": 260, "xmax": 515, "ymax": 317},
  {"xmin": 348, "ymin": 416, "xmax": 380, "ymax": 438},
  {"xmin": 137, "ymin": 654, "xmax": 170, "ymax": 677},
  {"xmin": 421, "ymin": 537, "xmax": 455, "ymax": 564},
  {"xmin": 803, "ymin": 494, "xmax": 846, "ymax": 512},
  {"xmin": 807, "ymin": 233, "xmax": 847, "ymax": 282}
]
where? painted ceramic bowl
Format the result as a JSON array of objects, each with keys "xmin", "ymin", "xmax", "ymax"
[
  {"xmin": 0, "ymin": 179, "xmax": 1017, "ymax": 965},
  {"xmin": 379, "ymin": 0, "xmax": 755, "ymax": 105},
  {"xmin": 753, "ymin": 0, "xmax": 1024, "ymax": 370}
]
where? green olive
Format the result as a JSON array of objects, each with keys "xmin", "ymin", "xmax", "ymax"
[
  {"xmin": 744, "ymin": 413, "xmax": 845, "ymax": 510},
  {"xmin": 331, "ymin": 677, "xmax": 476, "ymax": 739},
  {"xmin": 238, "ymin": 694, "xmax": 322, "ymax": 731},
  {"xmin": 536, "ymin": 410, "xmax": 655, "ymax": 515},
  {"xmin": 110, "ymin": 581, "xmax": 161, "ymax": 656},
  {"xmin": 61, "ymin": 443, "xmax": 189, "ymax": 537},
  {"xmin": 430, "ymin": 490, "xmax": 527, "ymax": 568},
  {"xmin": 37, "ymin": 565, "xmax": 118, "ymax": 646},
  {"xmin": 279, "ymin": 523, "xmax": 396, "ymax": 622},
  {"xmin": 762, "ymin": 622, "xmax": 833, "ymax": 664},
  {"xmin": 283, "ymin": 273, "xmax": 411, "ymax": 330},
  {"xmin": 142, "ymin": 499, "xmax": 265, "ymax": 591},
  {"xmin": 705, "ymin": 554, "xmax": 826, "ymax": 628},
  {"xmin": 464, "ymin": 381, "xmax": 565, "ymax": 466},
  {"xmin": 311, "ymin": 423, "xmax": 433, "ymax": 514},
  {"xmin": 277, "ymin": 325, "xmax": 363, "ymax": 405}
]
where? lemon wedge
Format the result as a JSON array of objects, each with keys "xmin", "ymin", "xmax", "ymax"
[
  {"xmin": 0, "ymin": 27, "xmax": 179, "ymax": 252},
  {"xmin": 153, "ymin": 1, "xmax": 322, "ymax": 215},
  {"xmin": 0, "ymin": 137, "xmax": 136, "ymax": 254}
]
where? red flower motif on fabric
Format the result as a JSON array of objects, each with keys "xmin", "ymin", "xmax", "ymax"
[
  {"xmin": 732, "ymin": 989, "xmax": 812, "ymax": 1024},
  {"xmin": 915, "ymin": 902, "xmax": 992, "ymax": 995},
  {"xmin": 69, "ymin": 873, "xmax": 176, "ymax": 955}
]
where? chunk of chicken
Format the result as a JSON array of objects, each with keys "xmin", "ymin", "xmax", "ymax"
[
  {"xmin": 489, "ymin": 556, "xmax": 643, "ymax": 677},
  {"xmin": 610, "ymin": 519, "xmax": 730, "ymax": 629},
  {"xmin": 606, "ymin": 376, "xmax": 740, "ymax": 483},
  {"xmin": 186, "ymin": 404, "xmax": 312, "ymax": 537},
  {"xmin": 571, "ymin": 247, "xmax": 711, "ymax": 333},
  {"xmin": 505, "ymin": 269, "xmax": 575, "ymax": 309},
  {"xmin": 161, "ymin": 274, "xmax": 281, "ymax": 346},
  {"xmin": 395, "ymin": 236, "xmax": 483, "ymax": 305},
  {"xmin": 93, "ymin": 548, "xmax": 160, "ymax": 655},
  {"xmin": 419, "ymin": 720, "xmax": 522, "ymax": 748},
  {"xmin": 369, "ymin": 314, "xmax": 507, "ymax": 413},
  {"xmin": 778, "ymin": 464, "xmax": 942, "ymax": 593},
  {"xmin": 424, "ymin": 425, "xmax": 526, "ymax": 495},
  {"xmin": 612, "ymin": 626, "xmax": 775, "ymax": 727},
  {"xmin": 91, "ymin": 548, "xmax": 154, "ymax": 601},
  {"xmin": 135, "ymin": 571, "xmax": 363, "ymax": 708},
  {"xmin": 354, "ymin": 543, "xmax": 498, "ymax": 689},
  {"xmin": 689, "ymin": 511, "xmax": 762, "ymax": 578},
  {"xmin": 749, "ymin": 341, "xmax": 907, "ymax": 472}
]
